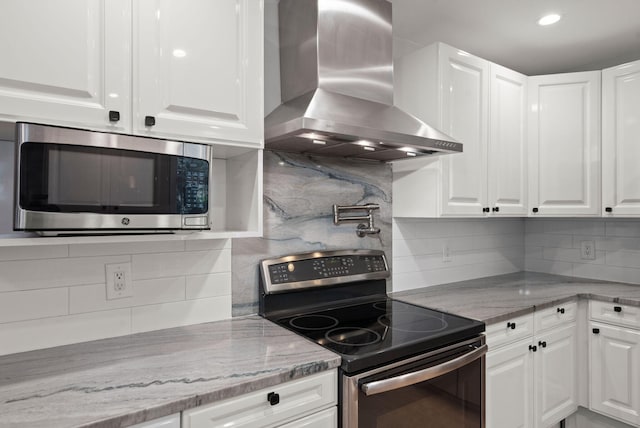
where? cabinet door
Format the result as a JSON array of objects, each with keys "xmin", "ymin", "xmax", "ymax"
[
  {"xmin": 528, "ymin": 71, "xmax": 601, "ymax": 216},
  {"xmin": 534, "ymin": 324, "xmax": 578, "ymax": 428},
  {"xmin": 438, "ymin": 44, "xmax": 489, "ymax": 216},
  {"xmin": 486, "ymin": 339, "xmax": 534, "ymax": 428},
  {"xmin": 134, "ymin": 0, "xmax": 263, "ymax": 147},
  {"xmin": 602, "ymin": 60, "xmax": 640, "ymax": 216},
  {"xmin": 488, "ymin": 64, "xmax": 527, "ymax": 216},
  {"xmin": 0, "ymin": 0, "xmax": 131, "ymax": 132},
  {"xmin": 590, "ymin": 322, "xmax": 640, "ymax": 426}
]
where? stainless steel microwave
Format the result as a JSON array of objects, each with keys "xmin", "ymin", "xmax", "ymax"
[{"xmin": 14, "ymin": 123, "xmax": 211, "ymax": 235}]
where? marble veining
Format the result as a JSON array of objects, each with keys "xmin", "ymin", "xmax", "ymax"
[
  {"xmin": 392, "ymin": 271, "xmax": 640, "ymax": 324},
  {"xmin": 232, "ymin": 151, "xmax": 392, "ymax": 316},
  {"xmin": 0, "ymin": 316, "xmax": 340, "ymax": 428}
]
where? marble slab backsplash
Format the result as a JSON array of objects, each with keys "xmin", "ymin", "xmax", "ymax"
[{"xmin": 231, "ymin": 151, "xmax": 392, "ymax": 316}]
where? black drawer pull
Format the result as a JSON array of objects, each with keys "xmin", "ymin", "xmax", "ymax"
[
  {"xmin": 557, "ymin": 307, "xmax": 565, "ymax": 314},
  {"xmin": 529, "ymin": 345, "xmax": 537, "ymax": 352},
  {"xmin": 532, "ymin": 208, "xmax": 539, "ymax": 213},
  {"xmin": 507, "ymin": 322, "xmax": 516, "ymax": 330},
  {"xmin": 109, "ymin": 110, "xmax": 120, "ymax": 122},
  {"xmin": 605, "ymin": 207, "xmax": 613, "ymax": 213},
  {"xmin": 538, "ymin": 341, "xmax": 547, "ymax": 348},
  {"xmin": 483, "ymin": 207, "xmax": 490, "ymax": 213},
  {"xmin": 492, "ymin": 207, "xmax": 500, "ymax": 212},
  {"xmin": 267, "ymin": 392, "xmax": 280, "ymax": 406},
  {"xmin": 145, "ymin": 115, "xmax": 156, "ymax": 127},
  {"xmin": 592, "ymin": 328, "xmax": 600, "ymax": 334},
  {"xmin": 614, "ymin": 306, "xmax": 622, "ymax": 313}
]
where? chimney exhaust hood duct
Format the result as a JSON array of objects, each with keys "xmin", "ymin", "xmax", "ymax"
[{"xmin": 264, "ymin": 0, "xmax": 462, "ymax": 162}]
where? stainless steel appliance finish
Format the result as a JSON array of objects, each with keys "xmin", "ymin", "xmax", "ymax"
[
  {"xmin": 259, "ymin": 249, "xmax": 486, "ymax": 428},
  {"xmin": 264, "ymin": 0, "xmax": 461, "ymax": 161},
  {"xmin": 343, "ymin": 336, "xmax": 486, "ymax": 427},
  {"xmin": 14, "ymin": 123, "xmax": 211, "ymax": 235}
]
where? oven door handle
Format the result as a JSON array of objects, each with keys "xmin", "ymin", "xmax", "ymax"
[{"xmin": 360, "ymin": 344, "xmax": 488, "ymax": 396}]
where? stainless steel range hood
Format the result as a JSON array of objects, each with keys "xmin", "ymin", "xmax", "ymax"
[{"xmin": 264, "ymin": 0, "xmax": 461, "ymax": 162}]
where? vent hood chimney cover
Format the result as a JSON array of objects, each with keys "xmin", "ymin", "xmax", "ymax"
[{"xmin": 264, "ymin": 0, "xmax": 461, "ymax": 162}]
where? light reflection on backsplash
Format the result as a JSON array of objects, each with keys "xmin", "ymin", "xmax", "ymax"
[{"xmin": 231, "ymin": 150, "xmax": 392, "ymax": 316}]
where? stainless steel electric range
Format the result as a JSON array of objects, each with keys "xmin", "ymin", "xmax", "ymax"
[{"xmin": 259, "ymin": 249, "xmax": 486, "ymax": 428}]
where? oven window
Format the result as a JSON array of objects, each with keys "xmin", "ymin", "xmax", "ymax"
[
  {"xmin": 19, "ymin": 143, "xmax": 208, "ymax": 215},
  {"xmin": 356, "ymin": 354, "xmax": 483, "ymax": 428}
]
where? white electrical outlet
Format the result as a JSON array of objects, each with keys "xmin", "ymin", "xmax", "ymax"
[
  {"xmin": 105, "ymin": 263, "xmax": 133, "ymax": 300},
  {"xmin": 580, "ymin": 240, "xmax": 596, "ymax": 260},
  {"xmin": 442, "ymin": 243, "xmax": 452, "ymax": 263}
]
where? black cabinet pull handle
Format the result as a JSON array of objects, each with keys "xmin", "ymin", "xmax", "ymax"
[
  {"xmin": 529, "ymin": 345, "xmax": 537, "ymax": 352},
  {"xmin": 557, "ymin": 307, "xmax": 565, "ymax": 314},
  {"xmin": 532, "ymin": 208, "xmax": 539, "ymax": 213},
  {"xmin": 267, "ymin": 392, "xmax": 280, "ymax": 406},
  {"xmin": 507, "ymin": 322, "xmax": 516, "ymax": 330},
  {"xmin": 145, "ymin": 115, "xmax": 156, "ymax": 127},
  {"xmin": 614, "ymin": 306, "xmax": 622, "ymax": 312},
  {"xmin": 482, "ymin": 207, "xmax": 490, "ymax": 213},
  {"xmin": 109, "ymin": 110, "xmax": 120, "ymax": 122},
  {"xmin": 605, "ymin": 207, "xmax": 613, "ymax": 213},
  {"xmin": 538, "ymin": 341, "xmax": 547, "ymax": 348},
  {"xmin": 492, "ymin": 207, "xmax": 500, "ymax": 212},
  {"xmin": 592, "ymin": 328, "xmax": 600, "ymax": 334}
]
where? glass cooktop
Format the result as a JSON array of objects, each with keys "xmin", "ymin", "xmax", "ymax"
[{"xmin": 274, "ymin": 298, "xmax": 485, "ymax": 373}]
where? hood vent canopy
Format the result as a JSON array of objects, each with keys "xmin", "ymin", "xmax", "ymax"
[{"xmin": 264, "ymin": 0, "xmax": 461, "ymax": 162}]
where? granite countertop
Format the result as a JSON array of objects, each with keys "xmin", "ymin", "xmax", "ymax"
[
  {"xmin": 392, "ymin": 272, "xmax": 640, "ymax": 324},
  {"xmin": 0, "ymin": 316, "xmax": 340, "ymax": 428}
]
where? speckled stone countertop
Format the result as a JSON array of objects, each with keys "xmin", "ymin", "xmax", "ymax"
[
  {"xmin": 0, "ymin": 316, "xmax": 340, "ymax": 428},
  {"xmin": 392, "ymin": 272, "xmax": 640, "ymax": 324}
]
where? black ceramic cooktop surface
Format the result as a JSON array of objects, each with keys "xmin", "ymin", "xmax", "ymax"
[{"xmin": 274, "ymin": 298, "xmax": 485, "ymax": 373}]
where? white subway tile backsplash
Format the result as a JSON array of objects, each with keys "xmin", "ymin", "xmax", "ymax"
[
  {"xmin": 0, "ymin": 309, "xmax": 131, "ymax": 356},
  {"xmin": 184, "ymin": 238, "xmax": 231, "ymax": 251},
  {"xmin": 68, "ymin": 240, "xmax": 185, "ymax": 257},
  {"xmin": 0, "ymin": 237, "xmax": 234, "ymax": 355},
  {"xmin": 131, "ymin": 296, "xmax": 231, "ymax": 333},
  {"xmin": 185, "ymin": 272, "xmax": 232, "ymax": 300},
  {"xmin": 0, "ymin": 245, "xmax": 68, "ymax": 261},
  {"xmin": 69, "ymin": 277, "xmax": 186, "ymax": 314},
  {"xmin": 542, "ymin": 247, "xmax": 605, "ymax": 264},
  {"xmin": 392, "ymin": 218, "xmax": 525, "ymax": 292},
  {"xmin": 0, "ymin": 255, "xmax": 130, "ymax": 292},
  {"xmin": 605, "ymin": 221, "xmax": 640, "ymax": 238},
  {"xmin": 0, "ymin": 288, "xmax": 68, "ymax": 323},
  {"xmin": 525, "ymin": 218, "xmax": 640, "ymax": 285},
  {"xmin": 132, "ymin": 249, "xmax": 231, "ymax": 280}
]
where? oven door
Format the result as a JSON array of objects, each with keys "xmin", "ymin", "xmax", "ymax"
[{"xmin": 342, "ymin": 336, "xmax": 486, "ymax": 428}]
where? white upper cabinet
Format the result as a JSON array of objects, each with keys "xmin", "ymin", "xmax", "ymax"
[
  {"xmin": 602, "ymin": 59, "xmax": 640, "ymax": 217},
  {"xmin": 489, "ymin": 64, "xmax": 528, "ymax": 216},
  {"xmin": 0, "ymin": 0, "xmax": 131, "ymax": 133},
  {"xmin": 0, "ymin": 0, "xmax": 263, "ymax": 148},
  {"xmin": 133, "ymin": 0, "xmax": 263, "ymax": 147},
  {"xmin": 438, "ymin": 44, "xmax": 490, "ymax": 216},
  {"xmin": 528, "ymin": 71, "xmax": 601, "ymax": 217},
  {"xmin": 393, "ymin": 43, "xmax": 526, "ymax": 218}
]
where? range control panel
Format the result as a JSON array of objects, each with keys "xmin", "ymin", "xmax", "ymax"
[{"xmin": 263, "ymin": 251, "xmax": 388, "ymax": 288}]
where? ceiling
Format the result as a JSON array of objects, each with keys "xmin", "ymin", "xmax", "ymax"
[{"xmin": 391, "ymin": 0, "xmax": 640, "ymax": 76}]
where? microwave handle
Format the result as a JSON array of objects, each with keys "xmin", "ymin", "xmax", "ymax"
[{"xmin": 360, "ymin": 344, "xmax": 488, "ymax": 396}]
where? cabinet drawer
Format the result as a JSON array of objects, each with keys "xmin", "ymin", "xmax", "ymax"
[
  {"xmin": 534, "ymin": 300, "xmax": 577, "ymax": 333},
  {"xmin": 182, "ymin": 370, "xmax": 337, "ymax": 428},
  {"xmin": 486, "ymin": 313, "xmax": 534, "ymax": 349},
  {"xmin": 279, "ymin": 406, "xmax": 337, "ymax": 428},
  {"xmin": 590, "ymin": 301, "xmax": 640, "ymax": 330}
]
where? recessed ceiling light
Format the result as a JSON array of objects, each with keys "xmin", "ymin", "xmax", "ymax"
[{"xmin": 538, "ymin": 13, "xmax": 561, "ymax": 26}]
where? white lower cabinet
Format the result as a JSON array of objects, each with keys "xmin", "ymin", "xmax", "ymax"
[
  {"xmin": 487, "ymin": 302, "xmax": 578, "ymax": 428},
  {"xmin": 487, "ymin": 336, "xmax": 535, "ymax": 428},
  {"xmin": 589, "ymin": 302, "xmax": 640, "ymax": 427},
  {"xmin": 181, "ymin": 370, "xmax": 337, "ymax": 428}
]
